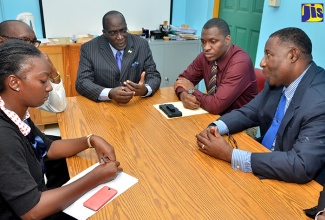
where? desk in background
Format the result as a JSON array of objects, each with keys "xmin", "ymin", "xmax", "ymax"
[
  {"xmin": 57, "ymin": 87, "xmax": 320, "ymax": 219},
  {"xmin": 31, "ymin": 40, "xmax": 201, "ymax": 130}
]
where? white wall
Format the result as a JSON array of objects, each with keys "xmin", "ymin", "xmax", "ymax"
[{"xmin": 42, "ymin": 0, "xmax": 171, "ymax": 38}]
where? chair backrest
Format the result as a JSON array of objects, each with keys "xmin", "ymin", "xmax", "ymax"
[{"xmin": 254, "ymin": 68, "xmax": 266, "ymax": 93}]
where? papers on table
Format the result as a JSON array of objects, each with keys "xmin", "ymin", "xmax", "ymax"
[
  {"xmin": 154, "ymin": 101, "xmax": 208, "ymax": 119},
  {"xmin": 63, "ymin": 163, "xmax": 138, "ymax": 220}
]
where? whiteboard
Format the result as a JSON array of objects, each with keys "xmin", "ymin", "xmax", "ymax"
[{"xmin": 41, "ymin": 0, "xmax": 171, "ymax": 38}]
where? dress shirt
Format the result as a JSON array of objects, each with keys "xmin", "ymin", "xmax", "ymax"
[
  {"xmin": 175, "ymin": 44, "xmax": 257, "ymax": 115},
  {"xmin": 38, "ymin": 80, "xmax": 67, "ymax": 113},
  {"xmin": 212, "ymin": 66, "xmax": 309, "ymax": 172},
  {"xmin": 98, "ymin": 44, "xmax": 152, "ymax": 101}
]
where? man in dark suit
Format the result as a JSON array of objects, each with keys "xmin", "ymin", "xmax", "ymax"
[
  {"xmin": 76, "ymin": 10, "xmax": 161, "ymax": 104},
  {"xmin": 195, "ymin": 27, "xmax": 325, "ymax": 184}
]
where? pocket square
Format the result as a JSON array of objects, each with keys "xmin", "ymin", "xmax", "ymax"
[{"xmin": 131, "ymin": 61, "xmax": 139, "ymax": 67}]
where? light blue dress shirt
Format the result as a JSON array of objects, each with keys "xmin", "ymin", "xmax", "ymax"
[{"xmin": 211, "ymin": 66, "xmax": 310, "ymax": 172}]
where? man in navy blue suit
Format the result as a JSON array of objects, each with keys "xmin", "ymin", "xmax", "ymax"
[{"xmin": 196, "ymin": 27, "xmax": 325, "ymax": 184}]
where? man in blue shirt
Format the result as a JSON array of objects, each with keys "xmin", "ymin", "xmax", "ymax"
[{"xmin": 195, "ymin": 27, "xmax": 325, "ymax": 184}]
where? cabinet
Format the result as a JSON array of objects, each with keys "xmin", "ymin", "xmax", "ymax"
[
  {"xmin": 149, "ymin": 40, "xmax": 201, "ymax": 87},
  {"xmin": 30, "ymin": 40, "xmax": 201, "ymax": 129},
  {"xmin": 29, "ymin": 44, "xmax": 81, "ymax": 130}
]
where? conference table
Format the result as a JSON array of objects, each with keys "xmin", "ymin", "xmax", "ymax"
[{"xmin": 57, "ymin": 87, "xmax": 321, "ymax": 220}]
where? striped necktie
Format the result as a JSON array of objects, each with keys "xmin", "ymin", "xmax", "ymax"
[
  {"xmin": 115, "ymin": 51, "xmax": 122, "ymax": 71},
  {"xmin": 207, "ymin": 61, "xmax": 217, "ymax": 95}
]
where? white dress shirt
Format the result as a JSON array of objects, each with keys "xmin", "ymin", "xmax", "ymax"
[{"xmin": 38, "ymin": 80, "xmax": 67, "ymax": 113}]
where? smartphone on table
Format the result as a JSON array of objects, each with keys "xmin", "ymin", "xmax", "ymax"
[{"xmin": 83, "ymin": 186, "xmax": 118, "ymax": 211}]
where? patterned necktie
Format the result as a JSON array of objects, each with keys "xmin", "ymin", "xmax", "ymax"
[
  {"xmin": 262, "ymin": 91, "xmax": 287, "ymax": 150},
  {"xmin": 115, "ymin": 51, "xmax": 122, "ymax": 71},
  {"xmin": 207, "ymin": 61, "xmax": 217, "ymax": 95}
]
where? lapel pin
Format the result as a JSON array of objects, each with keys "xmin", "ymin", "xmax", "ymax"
[{"xmin": 128, "ymin": 50, "xmax": 132, "ymax": 53}]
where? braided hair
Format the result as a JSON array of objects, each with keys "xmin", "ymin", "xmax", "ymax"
[{"xmin": 0, "ymin": 40, "xmax": 42, "ymax": 92}]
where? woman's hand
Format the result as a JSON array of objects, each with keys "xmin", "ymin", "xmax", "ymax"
[{"xmin": 90, "ymin": 135, "xmax": 117, "ymax": 163}]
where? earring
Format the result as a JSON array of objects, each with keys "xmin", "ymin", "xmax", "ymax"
[{"xmin": 16, "ymin": 88, "xmax": 20, "ymax": 91}]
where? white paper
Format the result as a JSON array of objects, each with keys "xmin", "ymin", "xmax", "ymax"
[
  {"xmin": 154, "ymin": 101, "xmax": 208, "ymax": 119},
  {"xmin": 63, "ymin": 163, "xmax": 138, "ymax": 220}
]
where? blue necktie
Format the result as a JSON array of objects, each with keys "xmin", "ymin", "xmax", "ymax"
[
  {"xmin": 115, "ymin": 51, "xmax": 122, "ymax": 71},
  {"xmin": 262, "ymin": 92, "xmax": 286, "ymax": 150},
  {"xmin": 24, "ymin": 120, "xmax": 47, "ymax": 172}
]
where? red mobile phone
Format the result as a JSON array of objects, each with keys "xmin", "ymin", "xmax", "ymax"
[{"xmin": 83, "ymin": 186, "xmax": 118, "ymax": 211}]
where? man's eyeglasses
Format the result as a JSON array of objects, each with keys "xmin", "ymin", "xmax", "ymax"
[
  {"xmin": 227, "ymin": 133, "xmax": 238, "ymax": 149},
  {"xmin": 0, "ymin": 35, "xmax": 41, "ymax": 48},
  {"xmin": 104, "ymin": 28, "xmax": 128, "ymax": 37}
]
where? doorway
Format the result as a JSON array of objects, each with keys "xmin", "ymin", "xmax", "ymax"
[{"xmin": 218, "ymin": 0, "xmax": 264, "ymax": 65}]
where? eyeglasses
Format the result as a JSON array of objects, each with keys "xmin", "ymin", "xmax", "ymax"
[
  {"xmin": 227, "ymin": 133, "xmax": 238, "ymax": 149},
  {"xmin": 104, "ymin": 28, "xmax": 128, "ymax": 37},
  {"xmin": 0, "ymin": 35, "xmax": 41, "ymax": 48}
]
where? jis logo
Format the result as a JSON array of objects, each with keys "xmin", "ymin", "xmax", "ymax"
[{"xmin": 302, "ymin": 3, "xmax": 324, "ymax": 22}]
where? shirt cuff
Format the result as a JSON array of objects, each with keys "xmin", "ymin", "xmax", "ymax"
[
  {"xmin": 211, "ymin": 120, "xmax": 229, "ymax": 135},
  {"xmin": 98, "ymin": 88, "xmax": 112, "ymax": 101},
  {"xmin": 231, "ymin": 149, "xmax": 252, "ymax": 172},
  {"xmin": 142, "ymin": 84, "xmax": 152, "ymax": 97}
]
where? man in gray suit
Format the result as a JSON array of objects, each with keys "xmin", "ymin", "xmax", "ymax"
[
  {"xmin": 76, "ymin": 10, "xmax": 161, "ymax": 104},
  {"xmin": 196, "ymin": 27, "xmax": 325, "ymax": 184}
]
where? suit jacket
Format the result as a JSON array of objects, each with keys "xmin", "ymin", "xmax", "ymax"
[
  {"xmin": 219, "ymin": 62, "xmax": 325, "ymax": 183},
  {"xmin": 76, "ymin": 34, "xmax": 161, "ymax": 101}
]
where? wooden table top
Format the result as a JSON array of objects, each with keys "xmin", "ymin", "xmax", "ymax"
[{"xmin": 57, "ymin": 87, "xmax": 321, "ymax": 220}]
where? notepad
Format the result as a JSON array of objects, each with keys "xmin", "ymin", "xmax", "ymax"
[
  {"xmin": 154, "ymin": 101, "xmax": 208, "ymax": 119},
  {"xmin": 63, "ymin": 163, "xmax": 138, "ymax": 220}
]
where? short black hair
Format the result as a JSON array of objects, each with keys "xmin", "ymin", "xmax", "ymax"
[
  {"xmin": 270, "ymin": 27, "xmax": 312, "ymax": 59},
  {"xmin": 102, "ymin": 10, "xmax": 126, "ymax": 30},
  {"xmin": 202, "ymin": 18, "xmax": 230, "ymax": 37},
  {"xmin": 0, "ymin": 40, "xmax": 42, "ymax": 92}
]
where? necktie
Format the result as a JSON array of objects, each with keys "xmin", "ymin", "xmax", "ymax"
[
  {"xmin": 115, "ymin": 51, "xmax": 122, "ymax": 71},
  {"xmin": 207, "ymin": 61, "xmax": 217, "ymax": 95},
  {"xmin": 24, "ymin": 120, "xmax": 47, "ymax": 172},
  {"xmin": 262, "ymin": 92, "xmax": 287, "ymax": 150}
]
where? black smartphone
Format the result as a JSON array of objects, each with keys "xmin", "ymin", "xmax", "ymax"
[{"xmin": 159, "ymin": 104, "xmax": 182, "ymax": 118}]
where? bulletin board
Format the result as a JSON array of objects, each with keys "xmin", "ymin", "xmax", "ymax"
[{"xmin": 40, "ymin": 0, "xmax": 172, "ymax": 38}]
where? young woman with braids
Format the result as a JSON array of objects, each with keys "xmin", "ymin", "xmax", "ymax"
[{"xmin": 0, "ymin": 40, "xmax": 122, "ymax": 219}]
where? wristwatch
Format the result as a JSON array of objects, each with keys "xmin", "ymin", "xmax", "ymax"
[
  {"xmin": 188, "ymin": 88, "xmax": 195, "ymax": 94},
  {"xmin": 49, "ymin": 72, "xmax": 61, "ymax": 83}
]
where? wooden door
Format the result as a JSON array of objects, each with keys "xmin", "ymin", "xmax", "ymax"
[
  {"xmin": 218, "ymin": 0, "xmax": 264, "ymax": 65},
  {"xmin": 29, "ymin": 45, "xmax": 68, "ymax": 130},
  {"xmin": 66, "ymin": 44, "xmax": 81, "ymax": 97}
]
